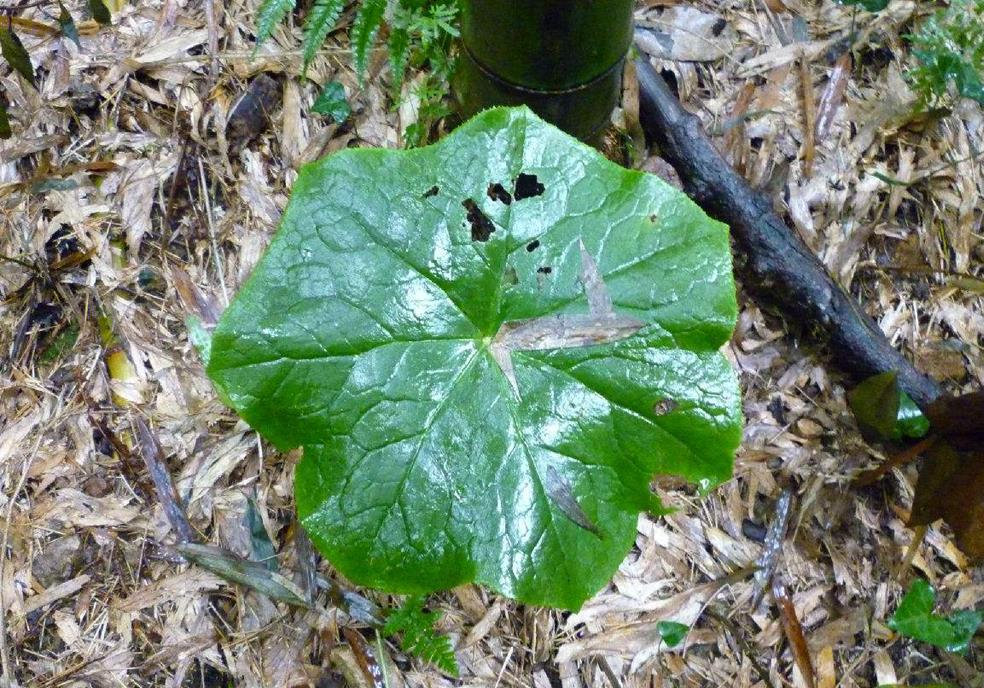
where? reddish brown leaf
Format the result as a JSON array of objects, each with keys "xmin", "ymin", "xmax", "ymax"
[
  {"xmin": 925, "ymin": 391, "xmax": 984, "ymax": 446},
  {"xmin": 341, "ymin": 627, "xmax": 385, "ymax": 688},
  {"xmin": 910, "ymin": 441, "xmax": 984, "ymax": 559},
  {"xmin": 773, "ymin": 582, "xmax": 816, "ymax": 688}
]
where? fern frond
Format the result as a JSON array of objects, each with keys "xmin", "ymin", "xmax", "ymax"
[
  {"xmin": 351, "ymin": 0, "xmax": 386, "ymax": 82},
  {"xmin": 383, "ymin": 595, "xmax": 459, "ymax": 676},
  {"xmin": 302, "ymin": 0, "xmax": 345, "ymax": 75},
  {"xmin": 255, "ymin": 0, "xmax": 296, "ymax": 49},
  {"xmin": 387, "ymin": 23, "xmax": 411, "ymax": 93}
]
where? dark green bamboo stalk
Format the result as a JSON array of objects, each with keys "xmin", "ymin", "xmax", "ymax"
[{"xmin": 454, "ymin": 0, "xmax": 634, "ymax": 142}]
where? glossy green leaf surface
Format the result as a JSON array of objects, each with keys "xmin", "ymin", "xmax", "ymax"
[
  {"xmin": 847, "ymin": 370, "xmax": 929, "ymax": 442},
  {"xmin": 888, "ymin": 578, "xmax": 982, "ymax": 654},
  {"xmin": 207, "ymin": 107, "xmax": 741, "ymax": 610},
  {"xmin": 656, "ymin": 620, "xmax": 689, "ymax": 647},
  {"xmin": 312, "ymin": 80, "xmax": 351, "ymax": 122}
]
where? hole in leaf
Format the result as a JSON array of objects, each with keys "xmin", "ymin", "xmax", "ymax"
[
  {"xmin": 422, "ymin": 185, "xmax": 439, "ymax": 198},
  {"xmin": 537, "ymin": 266, "xmax": 552, "ymax": 275},
  {"xmin": 503, "ymin": 266, "xmax": 519, "ymax": 285},
  {"xmin": 461, "ymin": 199, "xmax": 495, "ymax": 242},
  {"xmin": 514, "ymin": 173, "xmax": 545, "ymax": 200},
  {"xmin": 652, "ymin": 398, "xmax": 678, "ymax": 416},
  {"xmin": 526, "ymin": 240, "xmax": 541, "ymax": 252},
  {"xmin": 487, "ymin": 182, "xmax": 512, "ymax": 204}
]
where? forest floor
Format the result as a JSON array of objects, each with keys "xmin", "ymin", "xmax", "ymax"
[{"xmin": 1, "ymin": 0, "xmax": 983, "ymax": 686}]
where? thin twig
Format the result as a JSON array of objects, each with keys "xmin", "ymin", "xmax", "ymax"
[{"xmin": 197, "ymin": 157, "xmax": 228, "ymax": 306}]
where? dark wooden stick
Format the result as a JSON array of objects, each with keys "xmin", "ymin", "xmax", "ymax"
[{"xmin": 634, "ymin": 58, "xmax": 942, "ymax": 408}]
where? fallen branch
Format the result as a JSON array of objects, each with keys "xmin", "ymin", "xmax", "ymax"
[{"xmin": 634, "ymin": 58, "xmax": 942, "ymax": 408}]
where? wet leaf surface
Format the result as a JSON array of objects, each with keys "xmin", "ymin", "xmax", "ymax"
[
  {"xmin": 207, "ymin": 107, "xmax": 741, "ymax": 610},
  {"xmin": 847, "ymin": 371, "xmax": 929, "ymax": 442}
]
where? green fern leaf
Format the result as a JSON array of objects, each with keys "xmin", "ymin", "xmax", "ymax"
[
  {"xmin": 302, "ymin": 0, "xmax": 345, "ymax": 75},
  {"xmin": 255, "ymin": 0, "xmax": 296, "ymax": 49},
  {"xmin": 383, "ymin": 595, "xmax": 458, "ymax": 676},
  {"xmin": 387, "ymin": 24, "xmax": 411, "ymax": 93},
  {"xmin": 351, "ymin": 0, "xmax": 386, "ymax": 81}
]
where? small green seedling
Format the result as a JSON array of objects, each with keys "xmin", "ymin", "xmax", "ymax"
[
  {"xmin": 888, "ymin": 578, "xmax": 982, "ymax": 654},
  {"xmin": 656, "ymin": 620, "xmax": 689, "ymax": 648},
  {"xmin": 204, "ymin": 107, "xmax": 741, "ymax": 610}
]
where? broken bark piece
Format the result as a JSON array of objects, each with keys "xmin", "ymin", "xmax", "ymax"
[
  {"xmin": 226, "ymin": 74, "xmax": 280, "ymax": 149},
  {"xmin": 634, "ymin": 58, "xmax": 942, "ymax": 408}
]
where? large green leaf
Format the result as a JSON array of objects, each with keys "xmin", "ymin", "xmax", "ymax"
[{"xmin": 206, "ymin": 107, "xmax": 741, "ymax": 610}]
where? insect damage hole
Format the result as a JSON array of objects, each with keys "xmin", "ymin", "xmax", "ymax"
[
  {"xmin": 514, "ymin": 173, "xmax": 545, "ymax": 200},
  {"xmin": 487, "ymin": 182, "xmax": 512, "ymax": 204},
  {"xmin": 462, "ymin": 199, "xmax": 495, "ymax": 242},
  {"xmin": 526, "ymin": 240, "xmax": 540, "ymax": 252},
  {"xmin": 652, "ymin": 398, "xmax": 678, "ymax": 416},
  {"xmin": 422, "ymin": 185, "xmax": 439, "ymax": 198}
]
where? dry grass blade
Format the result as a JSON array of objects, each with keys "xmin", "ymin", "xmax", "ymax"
[
  {"xmin": 815, "ymin": 52, "xmax": 851, "ymax": 140},
  {"xmin": 175, "ymin": 542, "xmax": 311, "ymax": 608},
  {"xmin": 133, "ymin": 416, "xmax": 195, "ymax": 544},
  {"xmin": 799, "ymin": 56, "xmax": 816, "ymax": 177}
]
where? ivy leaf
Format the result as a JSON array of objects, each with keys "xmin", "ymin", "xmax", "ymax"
[
  {"xmin": 302, "ymin": 0, "xmax": 344, "ymax": 76},
  {"xmin": 312, "ymin": 80, "xmax": 350, "ymax": 122},
  {"xmin": 656, "ymin": 621, "xmax": 689, "ymax": 647},
  {"xmin": 206, "ymin": 107, "xmax": 741, "ymax": 610},
  {"xmin": 255, "ymin": 0, "xmax": 295, "ymax": 50},
  {"xmin": 88, "ymin": 0, "xmax": 112, "ymax": 25},
  {"xmin": 888, "ymin": 578, "xmax": 982, "ymax": 654},
  {"xmin": 0, "ymin": 26, "xmax": 35, "ymax": 88},
  {"xmin": 58, "ymin": 3, "xmax": 82, "ymax": 48},
  {"xmin": 351, "ymin": 0, "xmax": 386, "ymax": 82}
]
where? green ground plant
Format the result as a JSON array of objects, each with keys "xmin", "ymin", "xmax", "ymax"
[
  {"xmin": 256, "ymin": 0, "xmax": 459, "ymax": 146},
  {"xmin": 203, "ymin": 106, "xmax": 742, "ymax": 611},
  {"xmin": 908, "ymin": 0, "xmax": 984, "ymax": 107}
]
